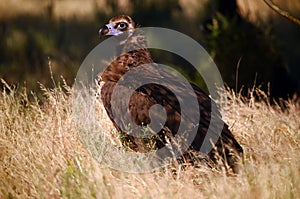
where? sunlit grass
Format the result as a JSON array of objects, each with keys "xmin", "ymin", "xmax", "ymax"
[{"xmin": 0, "ymin": 78, "xmax": 299, "ymax": 198}]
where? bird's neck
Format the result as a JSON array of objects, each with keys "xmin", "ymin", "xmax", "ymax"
[
  {"xmin": 116, "ymin": 29, "xmax": 147, "ymax": 55},
  {"xmin": 100, "ymin": 30, "xmax": 153, "ymax": 82}
]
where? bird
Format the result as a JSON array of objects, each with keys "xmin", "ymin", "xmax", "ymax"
[{"xmin": 97, "ymin": 15, "xmax": 243, "ymax": 172}]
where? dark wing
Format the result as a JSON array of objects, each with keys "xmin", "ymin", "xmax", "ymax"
[
  {"xmin": 100, "ymin": 71, "xmax": 183, "ymax": 152},
  {"xmin": 101, "ymin": 63, "xmax": 242, "ymax": 151}
]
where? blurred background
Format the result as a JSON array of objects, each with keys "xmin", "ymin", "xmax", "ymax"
[{"xmin": 0, "ymin": 0, "xmax": 299, "ymax": 100}]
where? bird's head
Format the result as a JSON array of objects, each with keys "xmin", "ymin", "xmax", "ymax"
[
  {"xmin": 99, "ymin": 15, "xmax": 146, "ymax": 53},
  {"xmin": 99, "ymin": 15, "xmax": 136, "ymax": 37}
]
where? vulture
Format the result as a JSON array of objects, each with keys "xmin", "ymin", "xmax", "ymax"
[{"xmin": 97, "ymin": 15, "xmax": 243, "ymax": 172}]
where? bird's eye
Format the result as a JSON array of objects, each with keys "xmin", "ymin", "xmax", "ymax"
[{"xmin": 117, "ymin": 22, "xmax": 127, "ymax": 29}]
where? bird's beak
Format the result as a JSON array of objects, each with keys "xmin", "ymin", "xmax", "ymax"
[{"xmin": 99, "ymin": 23, "xmax": 123, "ymax": 37}]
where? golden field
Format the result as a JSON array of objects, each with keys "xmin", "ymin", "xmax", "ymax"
[{"xmin": 0, "ymin": 77, "xmax": 299, "ymax": 198}]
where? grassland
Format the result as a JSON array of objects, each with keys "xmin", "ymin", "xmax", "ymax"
[
  {"xmin": 0, "ymin": 77, "xmax": 299, "ymax": 199},
  {"xmin": 0, "ymin": 1, "xmax": 299, "ymax": 198}
]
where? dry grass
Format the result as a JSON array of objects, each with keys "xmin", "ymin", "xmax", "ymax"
[{"xmin": 0, "ymin": 78, "xmax": 299, "ymax": 199}]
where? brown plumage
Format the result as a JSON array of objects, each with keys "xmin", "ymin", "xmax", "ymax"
[{"xmin": 98, "ymin": 15, "xmax": 243, "ymax": 172}]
